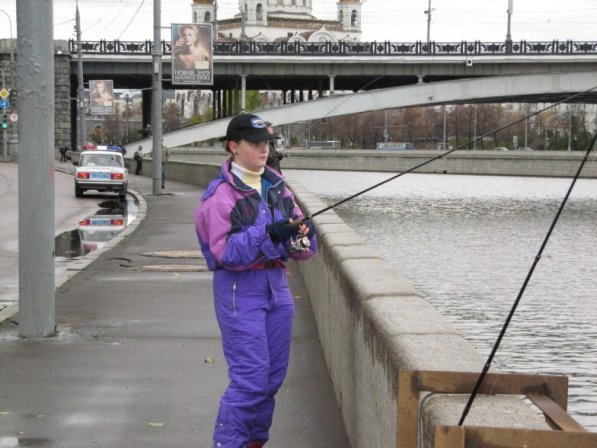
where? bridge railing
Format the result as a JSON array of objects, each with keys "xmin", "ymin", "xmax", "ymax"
[{"xmin": 68, "ymin": 39, "xmax": 597, "ymax": 56}]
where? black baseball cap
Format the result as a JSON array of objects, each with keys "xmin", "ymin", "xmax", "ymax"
[{"xmin": 220, "ymin": 114, "xmax": 276, "ymax": 142}]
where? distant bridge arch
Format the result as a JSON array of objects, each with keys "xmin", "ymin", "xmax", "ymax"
[{"xmin": 127, "ymin": 72, "xmax": 597, "ymax": 153}]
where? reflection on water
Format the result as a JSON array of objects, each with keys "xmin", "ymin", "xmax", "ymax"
[
  {"xmin": 55, "ymin": 196, "xmax": 139, "ymax": 258},
  {"xmin": 288, "ymin": 170, "xmax": 597, "ymax": 431}
]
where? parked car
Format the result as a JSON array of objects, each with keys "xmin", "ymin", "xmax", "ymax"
[
  {"xmin": 495, "ymin": 147, "xmax": 509, "ymax": 151},
  {"xmin": 74, "ymin": 150, "xmax": 128, "ymax": 199},
  {"xmin": 517, "ymin": 147, "xmax": 535, "ymax": 151}
]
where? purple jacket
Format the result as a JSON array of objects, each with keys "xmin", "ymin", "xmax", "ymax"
[{"xmin": 194, "ymin": 159, "xmax": 316, "ymax": 271}]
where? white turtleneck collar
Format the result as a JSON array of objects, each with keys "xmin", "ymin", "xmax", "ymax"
[{"xmin": 230, "ymin": 161, "xmax": 264, "ymax": 195}]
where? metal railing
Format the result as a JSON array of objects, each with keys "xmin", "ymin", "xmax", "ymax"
[{"xmin": 68, "ymin": 39, "xmax": 597, "ymax": 57}]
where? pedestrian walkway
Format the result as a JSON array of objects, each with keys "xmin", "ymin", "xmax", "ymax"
[{"xmin": 0, "ymin": 162, "xmax": 349, "ymax": 447}]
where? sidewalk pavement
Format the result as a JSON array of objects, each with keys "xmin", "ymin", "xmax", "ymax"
[{"xmin": 0, "ymin": 162, "xmax": 349, "ymax": 447}]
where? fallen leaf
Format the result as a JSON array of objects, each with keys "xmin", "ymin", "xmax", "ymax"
[
  {"xmin": 204, "ymin": 357, "xmax": 214, "ymax": 364},
  {"xmin": 148, "ymin": 422, "xmax": 164, "ymax": 428},
  {"xmin": 0, "ymin": 411, "xmax": 10, "ymax": 415},
  {"xmin": 294, "ymin": 295, "xmax": 302, "ymax": 300}
]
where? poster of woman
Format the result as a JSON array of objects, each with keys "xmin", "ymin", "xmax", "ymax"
[
  {"xmin": 171, "ymin": 23, "xmax": 213, "ymax": 86},
  {"xmin": 89, "ymin": 80, "xmax": 115, "ymax": 115}
]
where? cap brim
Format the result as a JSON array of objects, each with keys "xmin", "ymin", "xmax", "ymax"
[{"xmin": 242, "ymin": 132, "xmax": 277, "ymax": 143}]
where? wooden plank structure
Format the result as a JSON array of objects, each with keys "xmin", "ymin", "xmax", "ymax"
[{"xmin": 396, "ymin": 370, "xmax": 597, "ymax": 448}]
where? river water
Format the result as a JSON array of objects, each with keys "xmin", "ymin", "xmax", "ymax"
[{"xmin": 287, "ymin": 169, "xmax": 597, "ymax": 431}]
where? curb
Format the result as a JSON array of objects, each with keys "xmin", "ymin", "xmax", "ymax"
[{"xmin": 0, "ymin": 166, "xmax": 148, "ymax": 325}]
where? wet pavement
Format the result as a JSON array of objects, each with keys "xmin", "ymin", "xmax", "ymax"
[{"xmin": 0, "ymin": 161, "xmax": 349, "ymax": 447}]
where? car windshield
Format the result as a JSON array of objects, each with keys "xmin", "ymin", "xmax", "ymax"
[{"xmin": 80, "ymin": 153, "xmax": 123, "ymax": 168}]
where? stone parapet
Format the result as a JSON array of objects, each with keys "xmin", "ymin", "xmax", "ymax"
[
  {"xmin": 169, "ymin": 147, "xmax": 597, "ymax": 178},
  {"xmin": 139, "ymin": 158, "xmax": 559, "ymax": 448}
]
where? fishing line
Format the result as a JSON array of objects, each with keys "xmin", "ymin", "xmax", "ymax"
[
  {"xmin": 458, "ymin": 131, "xmax": 597, "ymax": 426},
  {"xmin": 305, "ymin": 84, "xmax": 597, "ymax": 219}
]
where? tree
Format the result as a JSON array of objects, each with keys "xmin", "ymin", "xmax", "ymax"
[
  {"xmin": 101, "ymin": 115, "xmax": 120, "ymax": 143},
  {"xmin": 246, "ymin": 91, "xmax": 262, "ymax": 112},
  {"xmin": 187, "ymin": 107, "xmax": 214, "ymax": 127},
  {"xmin": 164, "ymin": 102, "xmax": 182, "ymax": 132}
]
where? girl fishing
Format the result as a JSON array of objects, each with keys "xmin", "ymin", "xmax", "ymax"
[{"xmin": 194, "ymin": 113, "xmax": 317, "ymax": 447}]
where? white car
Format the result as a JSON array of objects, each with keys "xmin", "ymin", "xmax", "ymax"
[{"xmin": 74, "ymin": 150, "xmax": 128, "ymax": 199}]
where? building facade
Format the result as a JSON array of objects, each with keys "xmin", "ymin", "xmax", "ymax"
[{"xmin": 192, "ymin": 0, "xmax": 362, "ymax": 42}]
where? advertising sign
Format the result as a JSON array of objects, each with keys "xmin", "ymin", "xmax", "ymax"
[
  {"xmin": 171, "ymin": 23, "xmax": 213, "ymax": 86},
  {"xmin": 89, "ymin": 80, "xmax": 115, "ymax": 116}
]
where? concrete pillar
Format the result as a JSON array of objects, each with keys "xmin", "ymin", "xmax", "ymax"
[
  {"xmin": 142, "ymin": 89, "xmax": 152, "ymax": 132},
  {"xmin": 234, "ymin": 77, "xmax": 240, "ymax": 114},
  {"xmin": 17, "ymin": 0, "xmax": 55, "ymax": 337},
  {"xmin": 240, "ymin": 74, "xmax": 247, "ymax": 112},
  {"xmin": 329, "ymin": 75, "xmax": 336, "ymax": 95},
  {"xmin": 222, "ymin": 89, "xmax": 228, "ymax": 117}
]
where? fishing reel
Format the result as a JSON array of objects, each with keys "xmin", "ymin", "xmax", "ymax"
[{"xmin": 288, "ymin": 234, "xmax": 310, "ymax": 253}]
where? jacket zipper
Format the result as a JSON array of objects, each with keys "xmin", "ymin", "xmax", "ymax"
[{"xmin": 232, "ymin": 281, "xmax": 237, "ymax": 317}]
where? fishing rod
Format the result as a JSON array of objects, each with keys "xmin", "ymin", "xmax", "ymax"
[
  {"xmin": 305, "ymin": 85, "xmax": 597, "ymax": 219},
  {"xmin": 458, "ymin": 130, "xmax": 597, "ymax": 426}
]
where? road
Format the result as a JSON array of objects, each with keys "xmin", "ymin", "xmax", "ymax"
[{"xmin": 0, "ymin": 161, "xmax": 110, "ymax": 310}]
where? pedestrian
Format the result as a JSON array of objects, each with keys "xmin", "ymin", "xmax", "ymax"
[
  {"xmin": 161, "ymin": 139, "xmax": 170, "ymax": 189},
  {"xmin": 134, "ymin": 145, "xmax": 143, "ymax": 175},
  {"xmin": 59, "ymin": 145, "xmax": 68, "ymax": 162},
  {"xmin": 264, "ymin": 121, "xmax": 286, "ymax": 173},
  {"xmin": 193, "ymin": 113, "xmax": 317, "ymax": 448}
]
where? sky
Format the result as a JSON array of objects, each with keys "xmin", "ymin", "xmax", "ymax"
[{"xmin": 0, "ymin": 0, "xmax": 595, "ymax": 43}]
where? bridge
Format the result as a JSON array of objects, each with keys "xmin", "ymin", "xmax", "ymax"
[
  {"xmin": 61, "ymin": 38, "xmax": 597, "ymax": 152},
  {"xmin": 72, "ymin": 38, "xmax": 597, "ymax": 93},
  {"xmin": 3, "ymin": 38, "xmax": 597, "ymax": 151}
]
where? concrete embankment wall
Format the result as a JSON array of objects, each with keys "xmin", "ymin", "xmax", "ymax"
[
  {"xmin": 142, "ymin": 158, "xmax": 551, "ymax": 448},
  {"xmin": 169, "ymin": 147, "xmax": 597, "ymax": 178}
]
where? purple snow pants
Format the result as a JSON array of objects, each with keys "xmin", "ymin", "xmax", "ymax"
[{"xmin": 212, "ymin": 267, "xmax": 295, "ymax": 447}]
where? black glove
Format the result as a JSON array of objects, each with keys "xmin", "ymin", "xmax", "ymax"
[
  {"xmin": 301, "ymin": 218, "xmax": 315, "ymax": 236},
  {"xmin": 266, "ymin": 220, "xmax": 300, "ymax": 243}
]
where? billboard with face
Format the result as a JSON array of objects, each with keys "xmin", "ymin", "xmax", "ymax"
[
  {"xmin": 171, "ymin": 23, "xmax": 214, "ymax": 86},
  {"xmin": 89, "ymin": 80, "xmax": 115, "ymax": 116}
]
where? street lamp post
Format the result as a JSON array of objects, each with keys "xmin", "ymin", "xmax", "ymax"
[
  {"xmin": 544, "ymin": 109, "xmax": 572, "ymax": 151},
  {"xmin": 383, "ymin": 110, "xmax": 389, "ymax": 144},
  {"xmin": 123, "ymin": 92, "xmax": 131, "ymax": 143},
  {"xmin": 424, "ymin": 0, "xmax": 434, "ymax": 44},
  {"xmin": 0, "ymin": 9, "xmax": 18, "ymax": 159},
  {"xmin": 544, "ymin": 114, "xmax": 556, "ymax": 150},
  {"xmin": 567, "ymin": 107, "xmax": 572, "ymax": 151},
  {"xmin": 442, "ymin": 105, "xmax": 447, "ymax": 150},
  {"xmin": 75, "ymin": 1, "xmax": 86, "ymax": 151},
  {"xmin": 506, "ymin": 0, "xmax": 513, "ymax": 53}
]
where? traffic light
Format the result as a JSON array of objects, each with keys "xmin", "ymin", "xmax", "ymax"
[{"xmin": 1, "ymin": 115, "xmax": 8, "ymax": 129}]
